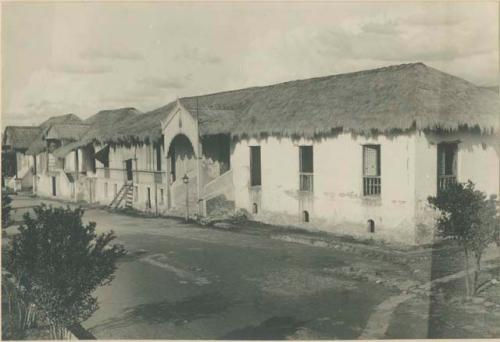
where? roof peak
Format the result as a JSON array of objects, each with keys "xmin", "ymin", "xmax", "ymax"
[
  {"xmin": 96, "ymin": 107, "xmax": 140, "ymax": 113},
  {"xmin": 181, "ymin": 62, "xmax": 430, "ymax": 101},
  {"xmin": 4, "ymin": 125, "xmax": 41, "ymax": 129}
]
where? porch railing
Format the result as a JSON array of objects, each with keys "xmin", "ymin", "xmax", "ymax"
[
  {"xmin": 363, "ymin": 176, "xmax": 381, "ymax": 196},
  {"xmin": 299, "ymin": 173, "xmax": 314, "ymax": 192},
  {"xmin": 438, "ymin": 175, "xmax": 456, "ymax": 193}
]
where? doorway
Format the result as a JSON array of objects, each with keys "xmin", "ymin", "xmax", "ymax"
[
  {"xmin": 125, "ymin": 159, "xmax": 133, "ymax": 181},
  {"xmin": 51, "ymin": 176, "xmax": 57, "ymax": 196},
  {"xmin": 146, "ymin": 187, "xmax": 152, "ymax": 209}
]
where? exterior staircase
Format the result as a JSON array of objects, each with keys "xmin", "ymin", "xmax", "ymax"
[
  {"xmin": 109, "ymin": 183, "xmax": 133, "ymax": 209},
  {"xmin": 201, "ymin": 170, "xmax": 235, "ymax": 216}
]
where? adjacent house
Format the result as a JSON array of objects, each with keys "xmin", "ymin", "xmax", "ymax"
[
  {"xmin": 82, "ymin": 106, "xmax": 171, "ymax": 214},
  {"xmin": 2, "ymin": 126, "xmax": 42, "ymax": 191},
  {"xmin": 28, "ymin": 122, "xmax": 91, "ymax": 200}
]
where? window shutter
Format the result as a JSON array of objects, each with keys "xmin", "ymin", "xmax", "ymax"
[
  {"xmin": 363, "ymin": 146, "xmax": 378, "ymax": 176},
  {"xmin": 437, "ymin": 145, "xmax": 445, "ymax": 176}
]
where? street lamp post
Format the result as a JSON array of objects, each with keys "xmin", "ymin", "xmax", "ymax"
[{"xmin": 182, "ymin": 174, "xmax": 189, "ymax": 222}]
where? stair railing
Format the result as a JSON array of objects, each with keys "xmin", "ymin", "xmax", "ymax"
[{"xmin": 109, "ymin": 184, "xmax": 132, "ymax": 208}]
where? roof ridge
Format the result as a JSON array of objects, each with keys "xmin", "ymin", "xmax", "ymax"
[
  {"xmin": 51, "ymin": 122, "xmax": 91, "ymax": 126},
  {"xmin": 96, "ymin": 107, "xmax": 141, "ymax": 113},
  {"xmin": 5, "ymin": 125, "xmax": 41, "ymax": 129},
  {"xmin": 180, "ymin": 62, "xmax": 428, "ymax": 101}
]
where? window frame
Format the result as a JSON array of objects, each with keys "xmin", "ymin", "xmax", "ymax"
[
  {"xmin": 437, "ymin": 142, "xmax": 458, "ymax": 193},
  {"xmin": 362, "ymin": 144, "xmax": 381, "ymax": 196},
  {"xmin": 159, "ymin": 188, "xmax": 164, "ymax": 205},
  {"xmin": 299, "ymin": 145, "xmax": 314, "ymax": 193},
  {"xmin": 249, "ymin": 146, "xmax": 262, "ymax": 187}
]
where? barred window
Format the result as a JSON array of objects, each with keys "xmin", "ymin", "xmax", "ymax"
[
  {"xmin": 363, "ymin": 145, "xmax": 381, "ymax": 196},
  {"xmin": 299, "ymin": 146, "xmax": 313, "ymax": 192},
  {"xmin": 437, "ymin": 142, "xmax": 458, "ymax": 193},
  {"xmin": 250, "ymin": 146, "xmax": 261, "ymax": 186}
]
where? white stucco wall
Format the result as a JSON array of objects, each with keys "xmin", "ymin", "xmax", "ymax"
[
  {"xmin": 232, "ymin": 130, "xmax": 499, "ymax": 244},
  {"xmin": 35, "ymin": 172, "xmax": 75, "ymax": 200},
  {"xmin": 232, "ymin": 133, "xmax": 417, "ymax": 243},
  {"xmin": 16, "ymin": 152, "xmax": 34, "ymax": 189},
  {"xmin": 92, "ymin": 144, "xmax": 168, "ymax": 213},
  {"xmin": 413, "ymin": 131, "xmax": 500, "ymax": 242}
]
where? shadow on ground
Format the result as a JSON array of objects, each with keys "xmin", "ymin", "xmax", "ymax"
[
  {"xmin": 89, "ymin": 292, "xmax": 235, "ymax": 332},
  {"xmin": 220, "ymin": 316, "xmax": 307, "ymax": 340}
]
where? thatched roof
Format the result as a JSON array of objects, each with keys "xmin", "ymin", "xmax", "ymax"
[
  {"xmin": 82, "ymin": 107, "xmax": 145, "ymax": 144},
  {"xmin": 25, "ymin": 114, "xmax": 83, "ymax": 155},
  {"xmin": 39, "ymin": 113, "xmax": 82, "ymax": 129},
  {"xmin": 2, "ymin": 126, "xmax": 42, "ymax": 150},
  {"xmin": 28, "ymin": 63, "xmax": 500, "ymax": 153},
  {"xmin": 111, "ymin": 103, "xmax": 176, "ymax": 144},
  {"xmin": 45, "ymin": 123, "xmax": 91, "ymax": 140},
  {"xmin": 175, "ymin": 63, "xmax": 499, "ymax": 138},
  {"xmin": 52, "ymin": 108, "xmax": 142, "ymax": 157},
  {"xmin": 69, "ymin": 104, "xmax": 175, "ymax": 147},
  {"xmin": 481, "ymin": 85, "xmax": 499, "ymax": 94}
]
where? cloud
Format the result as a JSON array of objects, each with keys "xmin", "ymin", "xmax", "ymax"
[
  {"xmin": 306, "ymin": 18, "xmax": 493, "ymax": 63},
  {"xmin": 100, "ymin": 87, "xmax": 161, "ymax": 103},
  {"xmin": 139, "ymin": 75, "xmax": 191, "ymax": 89},
  {"xmin": 406, "ymin": 10, "xmax": 464, "ymax": 27},
  {"xmin": 1, "ymin": 111, "xmax": 45, "ymax": 128},
  {"xmin": 361, "ymin": 21, "xmax": 400, "ymax": 35},
  {"xmin": 174, "ymin": 46, "xmax": 222, "ymax": 65},
  {"xmin": 80, "ymin": 48, "xmax": 144, "ymax": 61},
  {"xmin": 48, "ymin": 61, "xmax": 113, "ymax": 74}
]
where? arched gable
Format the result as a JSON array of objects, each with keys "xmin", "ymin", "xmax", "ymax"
[{"xmin": 162, "ymin": 100, "xmax": 199, "ymax": 157}]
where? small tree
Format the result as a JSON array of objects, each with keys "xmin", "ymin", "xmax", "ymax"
[
  {"xmin": 428, "ymin": 181, "xmax": 500, "ymax": 298},
  {"xmin": 5, "ymin": 204, "xmax": 126, "ymax": 338},
  {"xmin": 2, "ymin": 190, "xmax": 12, "ymax": 228}
]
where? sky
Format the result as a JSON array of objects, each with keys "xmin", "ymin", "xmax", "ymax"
[{"xmin": 1, "ymin": 1, "xmax": 498, "ymax": 128}]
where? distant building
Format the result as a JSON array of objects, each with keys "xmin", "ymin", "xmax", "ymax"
[
  {"xmin": 2, "ymin": 126, "xmax": 42, "ymax": 191},
  {"xmin": 18, "ymin": 63, "xmax": 500, "ymax": 244}
]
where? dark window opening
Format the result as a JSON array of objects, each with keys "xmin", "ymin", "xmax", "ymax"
[
  {"xmin": 252, "ymin": 203, "xmax": 258, "ymax": 214},
  {"xmin": 170, "ymin": 150, "xmax": 176, "ymax": 182},
  {"xmin": 299, "ymin": 146, "xmax": 314, "ymax": 192},
  {"xmin": 201, "ymin": 134, "xmax": 231, "ymax": 175},
  {"xmin": 156, "ymin": 144, "xmax": 162, "ymax": 171},
  {"xmin": 250, "ymin": 146, "xmax": 261, "ymax": 186},
  {"xmin": 146, "ymin": 187, "xmax": 152, "ymax": 209},
  {"xmin": 363, "ymin": 145, "xmax": 381, "ymax": 196},
  {"xmin": 51, "ymin": 176, "xmax": 57, "ymax": 196},
  {"xmin": 437, "ymin": 142, "xmax": 458, "ymax": 193},
  {"xmin": 368, "ymin": 219, "xmax": 375, "ymax": 233},
  {"xmin": 302, "ymin": 210, "xmax": 310, "ymax": 223},
  {"xmin": 125, "ymin": 159, "xmax": 133, "ymax": 181}
]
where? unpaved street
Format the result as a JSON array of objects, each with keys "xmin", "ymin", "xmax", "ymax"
[
  {"xmin": 7, "ymin": 195, "xmax": 500, "ymax": 339},
  {"xmin": 8, "ymin": 196, "xmax": 398, "ymax": 339}
]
